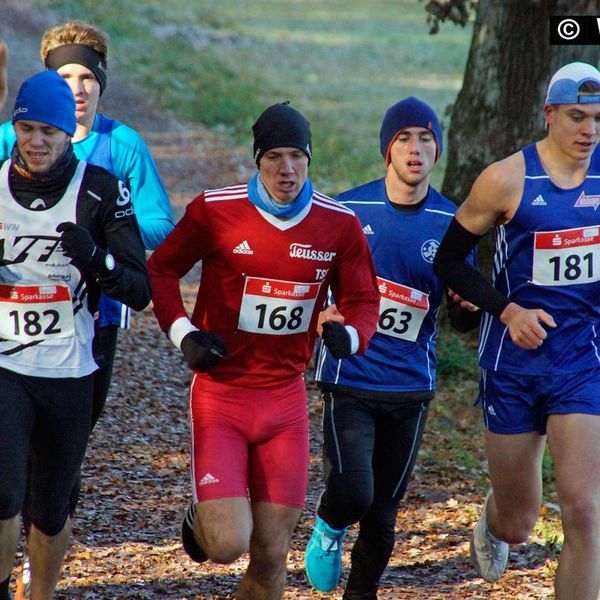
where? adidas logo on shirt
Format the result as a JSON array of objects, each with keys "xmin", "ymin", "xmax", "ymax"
[
  {"xmin": 487, "ymin": 404, "xmax": 497, "ymax": 417},
  {"xmin": 199, "ymin": 472, "xmax": 219, "ymax": 486},
  {"xmin": 531, "ymin": 195, "xmax": 546, "ymax": 206},
  {"xmin": 363, "ymin": 224, "xmax": 374, "ymax": 235},
  {"xmin": 233, "ymin": 240, "xmax": 254, "ymax": 255}
]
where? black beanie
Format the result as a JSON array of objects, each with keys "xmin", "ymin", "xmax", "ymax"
[{"xmin": 252, "ymin": 102, "xmax": 312, "ymax": 167}]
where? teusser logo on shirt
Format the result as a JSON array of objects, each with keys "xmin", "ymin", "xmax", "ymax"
[{"xmin": 289, "ymin": 243, "xmax": 336, "ymax": 262}]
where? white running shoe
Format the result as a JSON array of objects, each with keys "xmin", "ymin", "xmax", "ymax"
[
  {"xmin": 470, "ymin": 491, "xmax": 509, "ymax": 582},
  {"xmin": 14, "ymin": 557, "xmax": 31, "ymax": 600}
]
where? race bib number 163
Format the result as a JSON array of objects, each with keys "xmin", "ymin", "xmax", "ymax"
[
  {"xmin": 376, "ymin": 277, "xmax": 429, "ymax": 342},
  {"xmin": 238, "ymin": 276, "xmax": 321, "ymax": 335}
]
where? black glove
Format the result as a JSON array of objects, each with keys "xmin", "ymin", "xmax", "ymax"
[
  {"xmin": 321, "ymin": 321, "xmax": 352, "ymax": 359},
  {"xmin": 56, "ymin": 221, "xmax": 105, "ymax": 275},
  {"xmin": 180, "ymin": 330, "xmax": 228, "ymax": 371}
]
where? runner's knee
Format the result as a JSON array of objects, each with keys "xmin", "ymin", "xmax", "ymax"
[
  {"xmin": 0, "ymin": 490, "xmax": 22, "ymax": 521},
  {"xmin": 559, "ymin": 493, "xmax": 599, "ymax": 537},
  {"xmin": 248, "ymin": 535, "xmax": 290, "ymax": 572},
  {"xmin": 323, "ymin": 470, "xmax": 373, "ymax": 527},
  {"xmin": 30, "ymin": 506, "xmax": 69, "ymax": 537},
  {"xmin": 203, "ymin": 527, "xmax": 248, "ymax": 564}
]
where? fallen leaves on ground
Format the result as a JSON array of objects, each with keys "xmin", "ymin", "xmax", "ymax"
[{"xmin": 20, "ymin": 308, "xmax": 560, "ymax": 600}]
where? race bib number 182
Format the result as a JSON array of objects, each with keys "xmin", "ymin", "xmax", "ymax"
[
  {"xmin": 238, "ymin": 276, "xmax": 321, "ymax": 335},
  {"xmin": 0, "ymin": 283, "xmax": 74, "ymax": 343}
]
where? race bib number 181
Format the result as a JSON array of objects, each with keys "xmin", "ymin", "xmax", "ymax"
[
  {"xmin": 0, "ymin": 283, "xmax": 74, "ymax": 343},
  {"xmin": 238, "ymin": 276, "xmax": 321, "ymax": 335},
  {"xmin": 532, "ymin": 226, "xmax": 600, "ymax": 286}
]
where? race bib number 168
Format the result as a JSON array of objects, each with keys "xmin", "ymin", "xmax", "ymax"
[{"xmin": 238, "ymin": 276, "xmax": 321, "ymax": 335}]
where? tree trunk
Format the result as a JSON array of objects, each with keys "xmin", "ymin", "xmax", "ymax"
[{"xmin": 442, "ymin": 0, "xmax": 600, "ymax": 205}]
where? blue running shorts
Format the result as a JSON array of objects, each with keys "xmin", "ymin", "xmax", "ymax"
[{"xmin": 478, "ymin": 367, "xmax": 600, "ymax": 434}]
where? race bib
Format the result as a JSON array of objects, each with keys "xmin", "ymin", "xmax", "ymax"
[
  {"xmin": 532, "ymin": 226, "xmax": 600, "ymax": 286},
  {"xmin": 238, "ymin": 276, "xmax": 321, "ymax": 335},
  {"xmin": 0, "ymin": 283, "xmax": 74, "ymax": 343},
  {"xmin": 376, "ymin": 277, "xmax": 429, "ymax": 342}
]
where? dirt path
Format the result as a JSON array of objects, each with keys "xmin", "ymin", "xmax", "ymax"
[{"xmin": 1, "ymin": 3, "xmax": 559, "ymax": 598}]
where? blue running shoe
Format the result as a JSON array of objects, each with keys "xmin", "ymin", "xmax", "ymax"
[{"xmin": 304, "ymin": 515, "xmax": 347, "ymax": 592}]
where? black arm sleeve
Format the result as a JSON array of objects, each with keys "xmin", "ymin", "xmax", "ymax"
[
  {"xmin": 78, "ymin": 166, "xmax": 151, "ymax": 312},
  {"xmin": 433, "ymin": 217, "xmax": 510, "ymax": 319}
]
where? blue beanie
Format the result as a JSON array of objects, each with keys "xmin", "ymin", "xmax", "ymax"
[
  {"xmin": 379, "ymin": 96, "xmax": 442, "ymax": 164},
  {"xmin": 12, "ymin": 70, "xmax": 76, "ymax": 136}
]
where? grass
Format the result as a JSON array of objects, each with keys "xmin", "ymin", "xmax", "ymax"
[
  {"xmin": 436, "ymin": 329, "xmax": 478, "ymax": 383},
  {"xmin": 26, "ymin": 0, "xmax": 472, "ymax": 193}
]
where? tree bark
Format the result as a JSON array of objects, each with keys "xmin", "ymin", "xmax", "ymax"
[{"xmin": 441, "ymin": 0, "xmax": 600, "ymax": 204}]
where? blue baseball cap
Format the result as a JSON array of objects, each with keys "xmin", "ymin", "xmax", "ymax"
[
  {"xmin": 12, "ymin": 70, "xmax": 76, "ymax": 136},
  {"xmin": 545, "ymin": 62, "xmax": 600, "ymax": 105},
  {"xmin": 379, "ymin": 96, "xmax": 442, "ymax": 165}
]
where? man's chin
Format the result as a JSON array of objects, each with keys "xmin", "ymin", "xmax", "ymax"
[
  {"xmin": 25, "ymin": 163, "xmax": 50, "ymax": 176},
  {"xmin": 273, "ymin": 195, "xmax": 296, "ymax": 206},
  {"xmin": 273, "ymin": 188, "xmax": 299, "ymax": 205}
]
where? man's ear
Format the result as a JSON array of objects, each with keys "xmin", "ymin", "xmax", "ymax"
[{"xmin": 543, "ymin": 103, "xmax": 554, "ymax": 130}]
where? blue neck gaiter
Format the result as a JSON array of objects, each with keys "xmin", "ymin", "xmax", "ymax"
[{"xmin": 247, "ymin": 172, "xmax": 313, "ymax": 219}]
